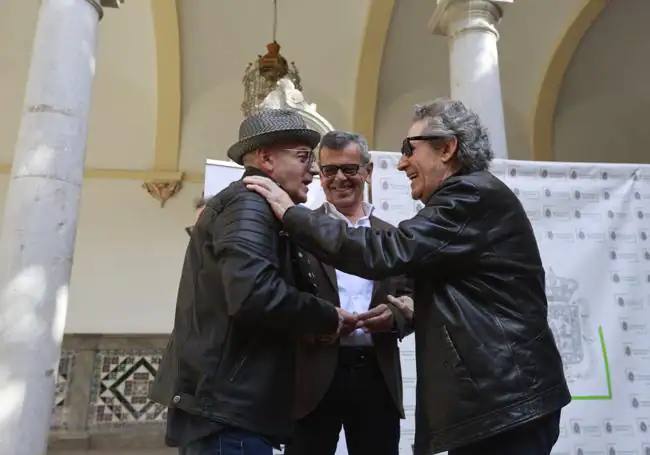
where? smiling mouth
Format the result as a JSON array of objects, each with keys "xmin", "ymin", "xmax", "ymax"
[{"xmin": 331, "ymin": 183, "xmax": 354, "ymax": 190}]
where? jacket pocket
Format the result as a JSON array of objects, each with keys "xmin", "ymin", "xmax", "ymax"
[
  {"xmin": 440, "ymin": 325, "xmax": 478, "ymax": 392},
  {"xmin": 513, "ymin": 326, "xmax": 563, "ymax": 390},
  {"xmin": 419, "ymin": 325, "xmax": 480, "ymax": 427}
]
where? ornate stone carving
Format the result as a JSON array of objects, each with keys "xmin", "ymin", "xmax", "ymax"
[
  {"xmin": 429, "ymin": 0, "xmax": 514, "ymax": 38},
  {"xmin": 142, "ymin": 180, "xmax": 183, "ymax": 207},
  {"xmin": 259, "ymin": 78, "xmax": 334, "ymax": 135}
]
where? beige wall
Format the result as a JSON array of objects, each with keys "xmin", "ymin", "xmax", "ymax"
[
  {"xmin": 554, "ymin": 0, "xmax": 650, "ymax": 164},
  {"xmin": 0, "ymin": 1, "xmax": 39, "ymax": 165},
  {"xmin": 374, "ymin": 0, "xmax": 587, "ymax": 159},
  {"xmin": 0, "ymin": 174, "xmax": 193, "ymax": 334},
  {"xmin": 85, "ymin": 3, "xmax": 157, "ymax": 170},
  {"xmin": 0, "ymin": 176, "xmax": 7, "ymax": 223},
  {"xmin": 374, "ymin": 0, "xmax": 449, "ymax": 152},
  {"xmin": 66, "ymin": 180, "xmax": 201, "ymax": 333},
  {"xmin": 177, "ymin": 0, "xmax": 371, "ymax": 171}
]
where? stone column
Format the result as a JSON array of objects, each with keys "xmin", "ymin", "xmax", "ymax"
[
  {"xmin": 430, "ymin": 0, "xmax": 513, "ymax": 158},
  {"xmin": 0, "ymin": 1, "xmax": 116, "ymax": 453}
]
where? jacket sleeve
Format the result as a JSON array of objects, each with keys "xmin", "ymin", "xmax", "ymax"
[
  {"xmin": 283, "ymin": 178, "xmax": 486, "ymax": 280},
  {"xmin": 212, "ymin": 191, "xmax": 339, "ymax": 335}
]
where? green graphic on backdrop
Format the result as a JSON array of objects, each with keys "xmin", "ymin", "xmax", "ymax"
[{"xmin": 571, "ymin": 326, "xmax": 612, "ymax": 401}]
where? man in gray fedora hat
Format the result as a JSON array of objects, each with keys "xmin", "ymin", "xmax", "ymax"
[{"xmin": 157, "ymin": 109, "xmax": 356, "ymax": 455}]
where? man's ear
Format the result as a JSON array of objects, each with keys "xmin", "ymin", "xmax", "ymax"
[
  {"xmin": 257, "ymin": 148, "xmax": 274, "ymax": 173},
  {"xmin": 440, "ymin": 137, "xmax": 458, "ymax": 164},
  {"xmin": 364, "ymin": 161, "xmax": 374, "ymax": 183}
]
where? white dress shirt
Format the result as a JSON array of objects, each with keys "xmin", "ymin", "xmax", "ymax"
[{"xmin": 323, "ymin": 201, "xmax": 375, "ymax": 347}]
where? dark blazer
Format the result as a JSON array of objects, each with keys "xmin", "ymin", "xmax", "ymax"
[
  {"xmin": 293, "ymin": 207, "xmax": 413, "ymax": 420},
  {"xmin": 282, "ymin": 170, "xmax": 571, "ymax": 454}
]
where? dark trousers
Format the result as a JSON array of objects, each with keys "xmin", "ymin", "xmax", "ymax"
[
  {"xmin": 285, "ymin": 347, "xmax": 400, "ymax": 455},
  {"xmin": 180, "ymin": 428, "xmax": 273, "ymax": 455},
  {"xmin": 449, "ymin": 410, "xmax": 562, "ymax": 455}
]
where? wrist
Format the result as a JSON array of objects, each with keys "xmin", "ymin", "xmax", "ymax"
[{"xmin": 282, "ymin": 204, "xmax": 298, "ymax": 222}]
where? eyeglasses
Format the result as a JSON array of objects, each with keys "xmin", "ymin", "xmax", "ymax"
[
  {"xmin": 319, "ymin": 164, "xmax": 364, "ymax": 178},
  {"xmin": 401, "ymin": 135, "xmax": 453, "ymax": 157},
  {"xmin": 276, "ymin": 148, "xmax": 316, "ymax": 168}
]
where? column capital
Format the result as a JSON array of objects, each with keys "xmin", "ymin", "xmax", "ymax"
[{"xmin": 429, "ymin": 0, "xmax": 514, "ymax": 39}]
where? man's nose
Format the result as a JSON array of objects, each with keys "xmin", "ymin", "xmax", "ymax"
[
  {"xmin": 397, "ymin": 155, "xmax": 408, "ymax": 171},
  {"xmin": 334, "ymin": 168, "xmax": 347, "ymax": 180},
  {"xmin": 309, "ymin": 159, "xmax": 319, "ymax": 175}
]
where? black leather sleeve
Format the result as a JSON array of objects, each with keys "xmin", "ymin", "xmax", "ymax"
[
  {"xmin": 213, "ymin": 191, "xmax": 339, "ymax": 335},
  {"xmin": 283, "ymin": 178, "xmax": 486, "ymax": 280},
  {"xmin": 386, "ymin": 275, "xmax": 414, "ymax": 339}
]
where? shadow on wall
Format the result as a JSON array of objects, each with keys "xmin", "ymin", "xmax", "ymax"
[
  {"xmin": 553, "ymin": 0, "xmax": 650, "ymax": 164},
  {"xmin": 502, "ymin": 99, "xmax": 530, "ymax": 161}
]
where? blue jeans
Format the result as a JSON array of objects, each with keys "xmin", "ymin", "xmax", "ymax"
[{"xmin": 180, "ymin": 428, "xmax": 273, "ymax": 455}]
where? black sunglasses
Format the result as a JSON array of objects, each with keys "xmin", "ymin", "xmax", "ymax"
[
  {"xmin": 276, "ymin": 148, "xmax": 316, "ymax": 168},
  {"xmin": 401, "ymin": 135, "xmax": 453, "ymax": 157},
  {"xmin": 319, "ymin": 164, "xmax": 364, "ymax": 178}
]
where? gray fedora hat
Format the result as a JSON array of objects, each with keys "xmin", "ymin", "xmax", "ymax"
[{"xmin": 227, "ymin": 109, "xmax": 321, "ymax": 165}]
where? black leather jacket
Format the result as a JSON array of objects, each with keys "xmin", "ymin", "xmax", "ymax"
[
  {"xmin": 161, "ymin": 168, "xmax": 339, "ymax": 446},
  {"xmin": 281, "ymin": 169, "xmax": 571, "ymax": 454}
]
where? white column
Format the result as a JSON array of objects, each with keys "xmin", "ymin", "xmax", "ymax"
[
  {"xmin": 0, "ymin": 1, "xmax": 103, "ymax": 454},
  {"xmin": 430, "ymin": 0, "xmax": 513, "ymax": 159}
]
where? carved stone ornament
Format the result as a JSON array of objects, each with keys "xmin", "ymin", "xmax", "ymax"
[
  {"xmin": 429, "ymin": 0, "xmax": 514, "ymax": 37},
  {"xmin": 142, "ymin": 180, "xmax": 183, "ymax": 207},
  {"xmin": 259, "ymin": 78, "xmax": 334, "ymax": 135},
  {"xmin": 241, "ymin": 42, "xmax": 302, "ymax": 117}
]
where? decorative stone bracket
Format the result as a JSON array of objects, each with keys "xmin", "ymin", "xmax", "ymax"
[{"xmin": 142, "ymin": 172, "xmax": 184, "ymax": 207}]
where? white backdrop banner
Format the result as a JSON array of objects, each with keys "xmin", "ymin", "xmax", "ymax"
[
  {"xmin": 372, "ymin": 155, "xmax": 650, "ymax": 455},
  {"xmin": 205, "ymin": 156, "xmax": 650, "ymax": 455}
]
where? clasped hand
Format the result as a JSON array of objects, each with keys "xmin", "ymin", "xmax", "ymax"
[{"xmin": 311, "ymin": 298, "xmax": 400, "ymax": 344}]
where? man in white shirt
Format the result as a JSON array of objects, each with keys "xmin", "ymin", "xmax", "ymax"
[{"xmin": 285, "ymin": 131, "xmax": 413, "ymax": 455}]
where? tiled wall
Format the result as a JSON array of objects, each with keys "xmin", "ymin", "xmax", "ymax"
[
  {"xmin": 89, "ymin": 351, "xmax": 167, "ymax": 427},
  {"xmin": 52, "ymin": 351, "xmax": 75, "ymax": 431},
  {"xmin": 49, "ymin": 335, "xmax": 169, "ymax": 451}
]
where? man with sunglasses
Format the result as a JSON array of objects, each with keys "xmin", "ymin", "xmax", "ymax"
[
  {"xmin": 285, "ymin": 131, "xmax": 413, "ymax": 455},
  {"xmin": 245, "ymin": 99, "xmax": 571, "ymax": 455},
  {"xmin": 158, "ymin": 109, "xmax": 354, "ymax": 455}
]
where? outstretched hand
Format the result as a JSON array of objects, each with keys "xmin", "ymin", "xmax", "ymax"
[
  {"xmin": 315, "ymin": 308, "xmax": 359, "ymax": 345},
  {"xmin": 356, "ymin": 304, "xmax": 394, "ymax": 333},
  {"xmin": 338, "ymin": 308, "xmax": 359, "ymax": 337},
  {"xmin": 244, "ymin": 176, "xmax": 295, "ymax": 220},
  {"xmin": 387, "ymin": 295, "xmax": 414, "ymax": 322}
]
